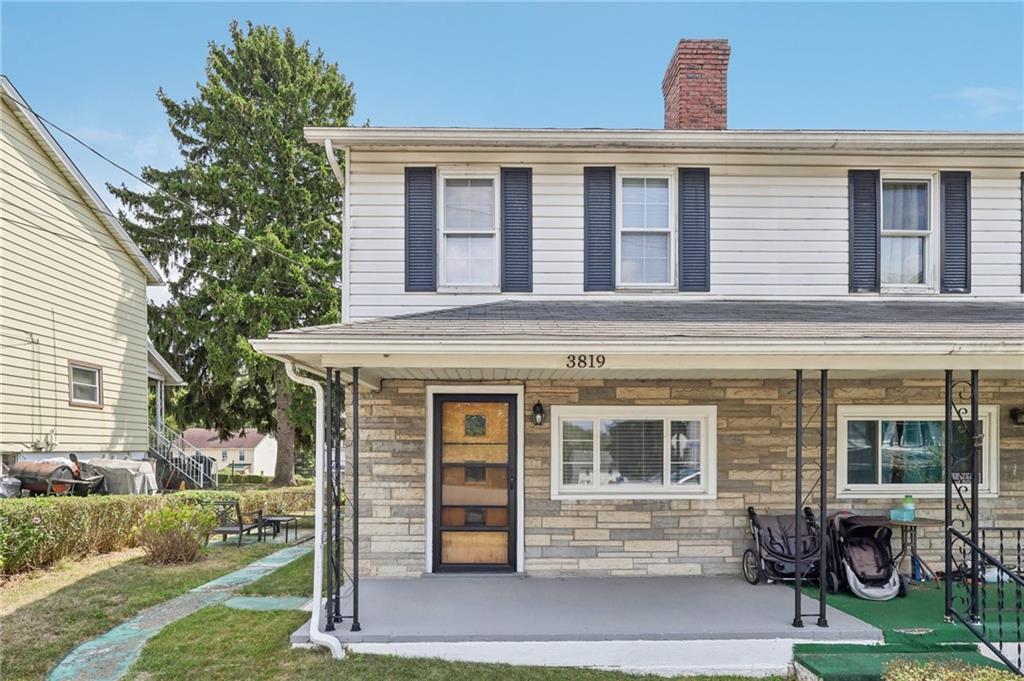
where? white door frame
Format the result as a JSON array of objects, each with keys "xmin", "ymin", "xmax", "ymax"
[{"xmin": 425, "ymin": 384, "xmax": 526, "ymax": 573}]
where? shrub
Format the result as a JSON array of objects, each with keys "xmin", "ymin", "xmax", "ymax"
[
  {"xmin": 138, "ymin": 504, "xmax": 216, "ymax": 564},
  {"xmin": 0, "ymin": 495, "xmax": 155, "ymax": 574},
  {"xmin": 885, "ymin": 661, "xmax": 1017, "ymax": 681},
  {"xmin": 0, "ymin": 485, "xmax": 315, "ymax": 575}
]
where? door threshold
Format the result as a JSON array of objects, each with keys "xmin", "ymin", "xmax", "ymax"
[{"xmin": 422, "ymin": 572, "xmax": 526, "ymax": 579}]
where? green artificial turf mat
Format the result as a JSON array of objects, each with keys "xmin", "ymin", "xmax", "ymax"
[{"xmin": 794, "ymin": 647, "xmax": 1005, "ymax": 681}]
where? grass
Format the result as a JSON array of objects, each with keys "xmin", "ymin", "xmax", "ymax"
[
  {"xmin": 126, "ymin": 605, "xmax": 787, "ymax": 681},
  {"xmin": 239, "ymin": 550, "xmax": 316, "ymax": 597},
  {"xmin": 0, "ymin": 542, "xmax": 277, "ymax": 681}
]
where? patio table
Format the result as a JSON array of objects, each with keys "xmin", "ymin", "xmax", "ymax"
[
  {"xmin": 262, "ymin": 515, "xmax": 299, "ymax": 543},
  {"xmin": 885, "ymin": 518, "xmax": 944, "ymax": 587}
]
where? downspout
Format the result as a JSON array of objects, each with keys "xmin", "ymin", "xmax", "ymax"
[
  {"xmin": 323, "ymin": 139, "xmax": 350, "ymax": 323},
  {"xmin": 284, "ymin": 361, "xmax": 345, "ymax": 658}
]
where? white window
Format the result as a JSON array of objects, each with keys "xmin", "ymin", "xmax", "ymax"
[
  {"xmin": 551, "ymin": 406, "xmax": 716, "ymax": 500},
  {"xmin": 221, "ymin": 450, "xmax": 228, "ymax": 462},
  {"xmin": 837, "ymin": 405, "xmax": 999, "ymax": 498},
  {"xmin": 68, "ymin": 362, "xmax": 102, "ymax": 407},
  {"xmin": 881, "ymin": 174, "xmax": 937, "ymax": 289},
  {"xmin": 617, "ymin": 174, "xmax": 673, "ymax": 287},
  {"xmin": 439, "ymin": 173, "xmax": 499, "ymax": 289},
  {"xmin": 238, "ymin": 449, "xmax": 246, "ymax": 461}
]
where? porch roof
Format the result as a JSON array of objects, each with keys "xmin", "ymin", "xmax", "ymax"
[{"xmin": 251, "ymin": 300, "xmax": 1024, "ymax": 386}]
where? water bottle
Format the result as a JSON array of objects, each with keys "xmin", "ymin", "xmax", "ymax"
[{"xmin": 902, "ymin": 494, "xmax": 916, "ymax": 520}]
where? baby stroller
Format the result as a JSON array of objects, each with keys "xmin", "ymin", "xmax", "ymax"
[
  {"xmin": 826, "ymin": 511, "xmax": 905, "ymax": 601},
  {"xmin": 743, "ymin": 506, "xmax": 822, "ymax": 585}
]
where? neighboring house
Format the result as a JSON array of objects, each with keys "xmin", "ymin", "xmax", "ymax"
[
  {"xmin": 181, "ymin": 428, "xmax": 278, "ymax": 477},
  {"xmin": 252, "ymin": 40, "xmax": 1024, "ymax": 672},
  {"xmin": 0, "ymin": 76, "xmax": 189, "ymax": 469}
]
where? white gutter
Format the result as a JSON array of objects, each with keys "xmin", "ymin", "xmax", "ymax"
[
  {"xmin": 304, "ymin": 126, "xmax": 1024, "ymax": 155},
  {"xmin": 284, "ymin": 361, "xmax": 345, "ymax": 659}
]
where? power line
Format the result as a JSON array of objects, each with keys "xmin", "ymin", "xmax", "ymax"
[{"xmin": 5, "ymin": 95, "xmax": 330, "ymax": 278}]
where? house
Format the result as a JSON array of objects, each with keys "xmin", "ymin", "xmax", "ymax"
[
  {"xmin": 181, "ymin": 428, "xmax": 278, "ymax": 477},
  {"xmin": 0, "ymin": 77, "xmax": 210, "ymax": 488},
  {"xmin": 251, "ymin": 40, "xmax": 1024, "ymax": 674}
]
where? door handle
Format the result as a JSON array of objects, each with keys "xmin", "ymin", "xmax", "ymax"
[{"xmin": 509, "ymin": 474, "xmax": 515, "ymax": 490}]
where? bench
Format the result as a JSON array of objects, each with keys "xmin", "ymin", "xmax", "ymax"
[{"xmin": 209, "ymin": 500, "xmax": 263, "ymax": 546}]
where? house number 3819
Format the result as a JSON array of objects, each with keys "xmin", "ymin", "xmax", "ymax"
[{"xmin": 566, "ymin": 354, "xmax": 606, "ymax": 369}]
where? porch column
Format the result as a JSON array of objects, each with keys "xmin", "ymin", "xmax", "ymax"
[
  {"xmin": 350, "ymin": 366, "xmax": 361, "ymax": 632},
  {"xmin": 793, "ymin": 369, "xmax": 804, "ymax": 628},
  {"xmin": 817, "ymin": 369, "xmax": 828, "ymax": 628},
  {"xmin": 154, "ymin": 379, "xmax": 165, "ymax": 431},
  {"xmin": 944, "ymin": 369, "xmax": 953, "ymax": 621}
]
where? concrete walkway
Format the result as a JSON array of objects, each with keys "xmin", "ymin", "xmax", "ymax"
[{"xmin": 48, "ymin": 545, "xmax": 311, "ymax": 681}]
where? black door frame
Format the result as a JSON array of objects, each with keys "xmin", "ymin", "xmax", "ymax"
[{"xmin": 432, "ymin": 393, "xmax": 518, "ymax": 573}]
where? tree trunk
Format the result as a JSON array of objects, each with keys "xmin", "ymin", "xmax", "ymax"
[{"xmin": 272, "ymin": 363, "xmax": 296, "ymax": 486}]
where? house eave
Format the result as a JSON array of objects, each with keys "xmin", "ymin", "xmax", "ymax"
[{"xmin": 303, "ymin": 126, "xmax": 1024, "ymax": 156}]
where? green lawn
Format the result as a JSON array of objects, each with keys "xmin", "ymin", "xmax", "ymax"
[
  {"xmin": 0, "ymin": 543, "xmax": 277, "ymax": 681},
  {"xmin": 240, "ymin": 550, "xmax": 316, "ymax": 597},
  {"xmin": 126, "ymin": 605, "xmax": 786, "ymax": 681}
]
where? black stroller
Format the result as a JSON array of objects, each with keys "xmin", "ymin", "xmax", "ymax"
[
  {"xmin": 743, "ymin": 506, "xmax": 823, "ymax": 585},
  {"xmin": 826, "ymin": 512, "xmax": 906, "ymax": 600}
]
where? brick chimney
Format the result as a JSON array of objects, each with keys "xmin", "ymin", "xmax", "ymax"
[{"xmin": 661, "ymin": 39, "xmax": 730, "ymax": 130}]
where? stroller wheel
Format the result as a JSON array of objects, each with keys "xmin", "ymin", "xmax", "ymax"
[
  {"xmin": 742, "ymin": 549, "xmax": 762, "ymax": 585},
  {"xmin": 827, "ymin": 570, "xmax": 841, "ymax": 594}
]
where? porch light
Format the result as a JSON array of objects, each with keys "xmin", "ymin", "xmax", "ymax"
[
  {"xmin": 532, "ymin": 401, "xmax": 545, "ymax": 426},
  {"xmin": 1011, "ymin": 408, "xmax": 1024, "ymax": 426}
]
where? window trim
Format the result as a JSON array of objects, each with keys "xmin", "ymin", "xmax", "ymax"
[
  {"xmin": 615, "ymin": 169, "xmax": 677, "ymax": 290},
  {"xmin": 550, "ymin": 405, "xmax": 717, "ymax": 500},
  {"xmin": 437, "ymin": 168, "xmax": 501, "ymax": 292},
  {"xmin": 836, "ymin": 404, "xmax": 999, "ymax": 499},
  {"xmin": 67, "ymin": 360, "xmax": 103, "ymax": 408},
  {"xmin": 879, "ymin": 171, "xmax": 940, "ymax": 294}
]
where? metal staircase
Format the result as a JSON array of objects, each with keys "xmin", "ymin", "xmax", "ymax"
[{"xmin": 148, "ymin": 423, "xmax": 218, "ymax": 489}]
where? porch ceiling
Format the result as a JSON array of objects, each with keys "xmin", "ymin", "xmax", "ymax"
[{"xmin": 251, "ymin": 300, "xmax": 1024, "ymax": 388}]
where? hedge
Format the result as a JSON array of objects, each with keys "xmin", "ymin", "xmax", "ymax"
[{"xmin": 0, "ymin": 486, "xmax": 314, "ymax": 575}]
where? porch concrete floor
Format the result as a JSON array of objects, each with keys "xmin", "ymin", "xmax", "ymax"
[{"xmin": 316, "ymin": 576, "xmax": 883, "ymax": 644}]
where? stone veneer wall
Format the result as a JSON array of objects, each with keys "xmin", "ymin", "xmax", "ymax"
[{"xmin": 345, "ymin": 378, "xmax": 1024, "ymax": 578}]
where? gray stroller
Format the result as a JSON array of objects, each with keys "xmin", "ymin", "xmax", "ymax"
[{"xmin": 742, "ymin": 506, "xmax": 822, "ymax": 585}]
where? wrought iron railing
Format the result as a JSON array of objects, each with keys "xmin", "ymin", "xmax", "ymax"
[
  {"xmin": 948, "ymin": 527, "xmax": 1023, "ymax": 674},
  {"xmin": 148, "ymin": 424, "xmax": 217, "ymax": 489}
]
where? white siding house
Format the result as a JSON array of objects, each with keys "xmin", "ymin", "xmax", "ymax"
[{"xmin": 0, "ymin": 76, "xmax": 176, "ymax": 463}]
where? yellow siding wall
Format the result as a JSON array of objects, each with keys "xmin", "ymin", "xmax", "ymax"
[{"xmin": 0, "ymin": 100, "xmax": 149, "ymax": 454}]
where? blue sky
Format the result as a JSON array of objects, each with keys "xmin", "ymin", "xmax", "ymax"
[{"xmin": 3, "ymin": 1, "xmax": 1023, "ymax": 215}]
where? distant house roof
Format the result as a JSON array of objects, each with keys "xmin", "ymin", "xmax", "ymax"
[
  {"xmin": 182, "ymin": 428, "xmax": 268, "ymax": 450},
  {"xmin": 0, "ymin": 75, "xmax": 162, "ymax": 284}
]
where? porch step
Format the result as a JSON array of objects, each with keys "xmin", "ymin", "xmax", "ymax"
[{"xmin": 793, "ymin": 643, "xmax": 1006, "ymax": 681}]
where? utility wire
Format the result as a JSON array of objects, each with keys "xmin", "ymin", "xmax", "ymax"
[{"xmin": 5, "ymin": 96, "xmax": 331, "ymax": 277}]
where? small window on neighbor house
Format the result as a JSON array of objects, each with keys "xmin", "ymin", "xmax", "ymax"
[
  {"xmin": 838, "ymin": 406, "xmax": 998, "ymax": 498},
  {"xmin": 441, "ymin": 176, "xmax": 498, "ymax": 287},
  {"xmin": 552, "ymin": 406, "xmax": 716, "ymax": 499},
  {"xmin": 68, "ymin": 362, "xmax": 102, "ymax": 406},
  {"xmin": 881, "ymin": 179, "xmax": 932, "ymax": 287},
  {"xmin": 238, "ymin": 450, "xmax": 246, "ymax": 461},
  {"xmin": 221, "ymin": 450, "xmax": 228, "ymax": 462},
  {"xmin": 618, "ymin": 176, "xmax": 672, "ymax": 286}
]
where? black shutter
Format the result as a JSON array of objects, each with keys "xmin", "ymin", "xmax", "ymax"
[
  {"xmin": 583, "ymin": 167, "xmax": 615, "ymax": 291},
  {"xmin": 848, "ymin": 170, "xmax": 881, "ymax": 292},
  {"xmin": 404, "ymin": 167, "xmax": 436, "ymax": 292},
  {"xmin": 1020, "ymin": 172, "xmax": 1023, "ymax": 294},
  {"xmin": 501, "ymin": 168, "xmax": 532, "ymax": 292},
  {"xmin": 678, "ymin": 168, "xmax": 711, "ymax": 292},
  {"xmin": 940, "ymin": 171, "xmax": 971, "ymax": 294}
]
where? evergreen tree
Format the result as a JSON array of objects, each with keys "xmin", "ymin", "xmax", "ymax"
[{"xmin": 112, "ymin": 22, "xmax": 354, "ymax": 485}]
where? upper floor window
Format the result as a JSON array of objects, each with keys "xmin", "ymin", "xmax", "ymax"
[
  {"xmin": 221, "ymin": 450, "xmax": 228, "ymax": 462},
  {"xmin": 68, "ymin": 361, "xmax": 102, "ymax": 407},
  {"xmin": 440, "ymin": 174, "xmax": 499, "ymax": 288},
  {"xmin": 881, "ymin": 176, "xmax": 935, "ymax": 289},
  {"xmin": 617, "ymin": 174, "xmax": 673, "ymax": 287},
  {"xmin": 238, "ymin": 449, "xmax": 246, "ymax": 461}
]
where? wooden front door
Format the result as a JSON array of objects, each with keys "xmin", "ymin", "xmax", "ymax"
[{"xmin": 433, "ymin": 394, "xmax": 517, "ymax": 572}]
